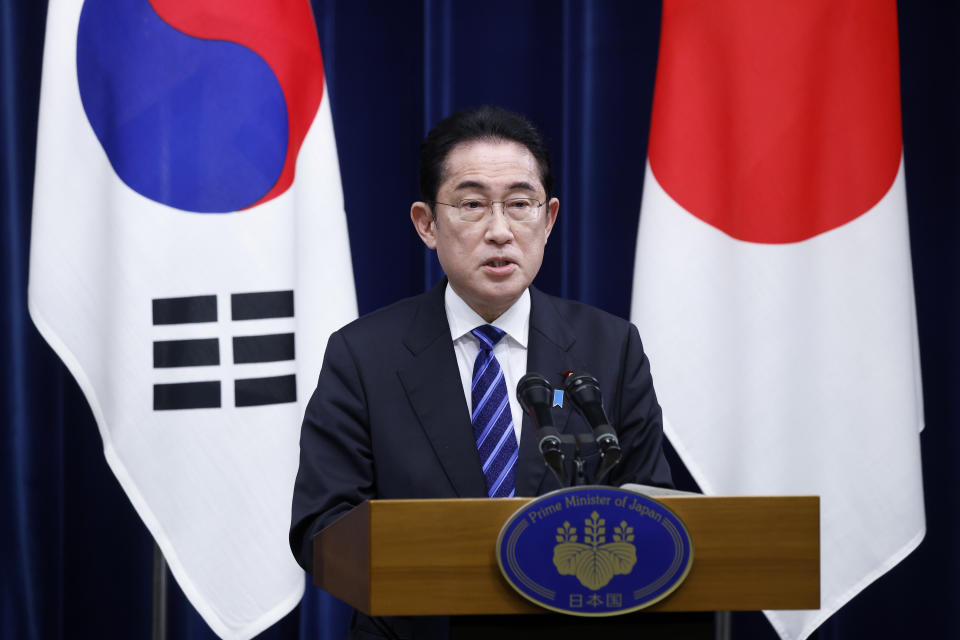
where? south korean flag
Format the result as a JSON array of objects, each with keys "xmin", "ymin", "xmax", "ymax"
[{"xmin": 28, "ymin": 1, "xmax": 357, "ymax": 638}]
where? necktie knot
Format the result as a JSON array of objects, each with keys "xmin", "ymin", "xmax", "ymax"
[{"xmin": 472, "ymin": 324, "xmax": 505, "ymax": 352}]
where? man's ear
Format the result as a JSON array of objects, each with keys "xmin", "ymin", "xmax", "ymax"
[
  {"xmin": 544, "ymin": 197, "xmax": 559, "ymax": 240},
  {"xmin": 411, "ymin": 201, "xmax": 438, "ymax": 249}
]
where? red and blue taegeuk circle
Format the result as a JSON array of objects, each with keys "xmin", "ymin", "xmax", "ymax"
[{"xmin": 77, "ymin": 0, "xmax": 324, "ymax": 213}]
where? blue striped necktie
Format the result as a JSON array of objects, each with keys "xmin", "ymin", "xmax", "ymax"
[{"xmin": 471, "ymin": 325, "xmax": 518, "ymax": 497}]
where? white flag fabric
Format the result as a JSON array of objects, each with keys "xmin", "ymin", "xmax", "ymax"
[
  {"xmin": 631, "ymin": 2, "xmax": 924, "ymax": 639},
  {"xmin": 28, "ymin": 1, "xmax": 356, "ymax": 638}
]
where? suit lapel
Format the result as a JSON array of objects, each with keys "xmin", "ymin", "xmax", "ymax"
[
  {"xmin": 397, "ymin": 281, "xmax": 488, "ymax": 498},
  {"xmin": 515, "ymin": 288, "xmax": 583, "ymax": 496}
]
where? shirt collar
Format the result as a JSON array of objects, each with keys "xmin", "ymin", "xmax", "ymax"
[{"xmin": 445, "ymin": 284, "xmax": 530, "ymax": 348}]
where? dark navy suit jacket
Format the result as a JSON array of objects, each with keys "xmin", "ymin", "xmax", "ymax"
[{"xmin": 289, "ymin": 281, "xmax": 672, "ymax": 637}]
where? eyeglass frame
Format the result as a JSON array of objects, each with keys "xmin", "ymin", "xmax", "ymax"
[{"xmin": 432, "ymin": 197, "xmax": 546, "ymax": 223}]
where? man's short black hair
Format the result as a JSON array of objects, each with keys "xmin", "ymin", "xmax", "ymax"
[{"xmin": 419, "ymin": 105, "xmax": 553, "ymax": 206}]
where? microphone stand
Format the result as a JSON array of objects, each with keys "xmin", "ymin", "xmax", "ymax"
[{"xmin": 557, "ymin": 432, "xmax": 602, "ymax": 486}]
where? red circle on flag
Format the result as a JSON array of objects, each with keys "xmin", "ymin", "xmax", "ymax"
[{"xmin": 648, "ymin": 0, "xmax": 902, "ymax": 244}]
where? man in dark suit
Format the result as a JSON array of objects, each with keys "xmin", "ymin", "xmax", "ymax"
[{"xmin": 290, "ymin": 106, "xmax": 672, "ymax": 638}]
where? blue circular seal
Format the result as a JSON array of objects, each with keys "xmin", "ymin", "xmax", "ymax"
[{"xmin": 496, "ymin": 486, "xmax": 693, "ymax": 616}]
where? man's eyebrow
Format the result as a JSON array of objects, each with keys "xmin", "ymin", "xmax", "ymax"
[
  {"xmin": 453, "ymin": 180, "xmax": 485, "ymax": 191},
  {"xmin": 452, "ymin": 180, "xmax": 539, "ymax": 192}
]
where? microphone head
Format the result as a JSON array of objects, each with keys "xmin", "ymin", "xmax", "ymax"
[
  {"xmin": 562, "ymin": 372, "xmax": 602, "ymax": 405},
  {"xmin": 517, "ymin": 372, "xmax": 553, "ymax": 410}
]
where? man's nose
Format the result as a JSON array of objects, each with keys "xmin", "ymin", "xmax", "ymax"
[{"xmin": 485, "ymin": 204, "xmax": 514, "ymax": 241}]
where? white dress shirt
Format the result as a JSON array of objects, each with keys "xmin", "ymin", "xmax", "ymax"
[{"xmin": 445, "ymin": 284, "xmax": 529, "ymax": 444}]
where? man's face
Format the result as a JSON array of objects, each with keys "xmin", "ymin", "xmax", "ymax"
[{"xmin": 411, "ymin": 140, "xmax": 559, "ymax": 322}]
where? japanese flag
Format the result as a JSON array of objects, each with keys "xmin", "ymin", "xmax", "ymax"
[{"xmin": 631, "ymin": 2, "xmax": 924, "ymax": 638}]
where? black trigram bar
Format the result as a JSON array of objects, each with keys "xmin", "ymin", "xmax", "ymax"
[
  {"xmin": 232, "ymin": 333, "xmax": 295, "ymax": 364},
  {"xmin": 153, "ymin": 295, "xmax": 217, "ymax": 325},
  {"xmin": 153, "ymin": 338, "xmax": 220, "ymax": 368},
  {"xmin": 154, "ymin": 381, "xmax": 221, "ymax": 410},
  {"xmin": 235, "ymin": 374, "xmax": 296, "ymax": 407},
  {"xmin": 231, "ymin": 290, "xmax": 294, "ymax": 321}
]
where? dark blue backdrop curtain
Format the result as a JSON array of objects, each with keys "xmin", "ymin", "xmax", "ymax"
[{"xmin": 2, "ymin": 1, "xmax": 958, "ymax": 638}]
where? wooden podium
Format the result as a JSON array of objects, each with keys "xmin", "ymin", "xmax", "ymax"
[{"xmin": 313, "ymin": 495, "xmax": 819, "ymax": 618}]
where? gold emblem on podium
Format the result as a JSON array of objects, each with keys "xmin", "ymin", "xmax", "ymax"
[{"xmin": 552, "ymin": 511, "xmax": 637, "ymax": 590}]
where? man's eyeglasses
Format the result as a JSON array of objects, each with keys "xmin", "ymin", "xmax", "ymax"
[{"xmin": 434, "ymin": 198, "xmax": 544, "ymax": 223}]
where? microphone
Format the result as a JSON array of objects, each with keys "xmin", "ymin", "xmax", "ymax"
[
  {"xmin": 517, "ymin": 373, "xmax": 565, "ymax": 485},
  {"xmin": 562, "ymin": 372, "xmax": 622, "ymax": 480}
]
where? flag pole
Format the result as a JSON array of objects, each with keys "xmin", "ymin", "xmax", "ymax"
[
  {"xmin": 152, "ymin": 542, "xmax": 168, "ymax": 640},
  {"xmin": 714, "ymin": 611, "xmax": 731, "ymax": 640}
]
